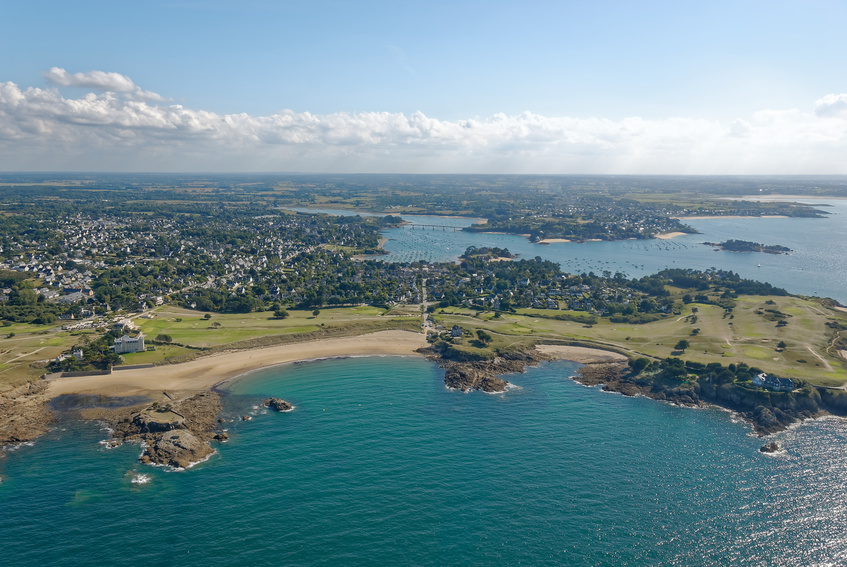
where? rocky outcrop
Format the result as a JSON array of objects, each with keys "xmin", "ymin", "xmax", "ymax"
[
  {"xmin": 571, "ymin": 362, "xmax": 827, "ymax": 436},
  {"xmin": 264, "ymin": 398, "xmax": 293, "ymax": 412},
  {"xmin": 139, "ymin": 429, "xmax": 214, "ymax": 469},
  {"xmin": 760, "ymin": 441, "xmax": 781, "ymax": 453},
  {"xmin": 0, "ymin": 381, "xmax": 53, "ymax": 449},
  {"xmin": 122, "ymin": 412, "xmax": 182, "ymax": 435},
  {"xmin": 424, "ymin": 347, "xmax": 551, "ymax": 393},
  {"xmin": 110, "ymin": 391, "xmax": 225, "ymax": 469}
]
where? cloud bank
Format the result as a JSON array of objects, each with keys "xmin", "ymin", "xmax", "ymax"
[
  {"xmin": 43, "ymin": 67, "xmax": 166, "ymax": 102},
  {"xmin": 1, "ymin": 70, "xmax": 846, "ymax": 173}
]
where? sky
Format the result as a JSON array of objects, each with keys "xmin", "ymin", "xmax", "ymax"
[{"xmin": 1, "ymin": 0, "xmax": 846, "ymax": 174}]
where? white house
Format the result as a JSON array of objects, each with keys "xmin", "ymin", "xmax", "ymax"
[{"xmin": 110, "ymin": 333, "xmax": 145, "ymax": 354}]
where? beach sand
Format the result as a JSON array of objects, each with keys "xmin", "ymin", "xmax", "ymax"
[
  {"xmin": 47, "ymin": 330, "xmax": 429, "ymax": 399},
  {"xmin": 535, "ymin": 345, "xmax": 628, "ymax": 364},
  {"xmin": 655, "ymin": 232, "xmax": 687, "ymax": 240},
  {"xmin": 536, "ymin": 238, "xmax": 571, "ymax": 244},
  {"xmin": 46, "ymin": 331, "xmax": 629, "ymax": 401}
]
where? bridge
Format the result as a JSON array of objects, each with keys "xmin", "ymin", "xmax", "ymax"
[{"xmin": 406, "ymin": 224, "xmax": 464, "ymax": 231}]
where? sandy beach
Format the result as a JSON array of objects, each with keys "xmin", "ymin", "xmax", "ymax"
[
  {"xmin": 535, "ymin": 345, "xmax": 628, "ymax": 364},
  {"xmin": 45, "ymin": 331, "xmax": 630, "ymax": 400},
  {"xmin": 47, "ymin": 330, "xmax": 430, "ymax": 399},
  {"xmin": 536, "ymin": 238, "xmax": 571, "ymax": 244},
  {"xmin": 655, "ymin": 232, "xmax": 687, "ymax": 240}
]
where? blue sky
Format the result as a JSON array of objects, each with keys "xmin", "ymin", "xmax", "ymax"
[{"xmin": 1, "ymin": 0, "xmax": 846, "ymax": 173}]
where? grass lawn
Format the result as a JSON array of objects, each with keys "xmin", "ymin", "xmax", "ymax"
[{"xmin": 431, "ymin": 295, "xmax": 847, "ymax": 386}]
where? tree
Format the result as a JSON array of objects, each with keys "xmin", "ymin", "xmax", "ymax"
[
  {"xmin": 777, "ymin": 341, "xmax": 787, "ymax": 349},
  {"xmin": 312, "ymin": 309, "xmax": 321, "ymax": 318},
  {"xmin": 204, "ymin": 313, "xmax": 212, "ymax": 320},
  {"xmin": 691, "ymin": 328, "xmax": 700, "ymax": 336},
  {"xmin": 629, "ymin": 357, "xmax": 650, "ymax": 375},
  {"xmin": 274, "ymin": 308, "xmax": 289, "ymax": 319},
  {"xmin": 476, "ymin": 329, "xmax": 492, "ymax": 345},
  {"xmin": 674, "ymin": 339, "xmax": 690, "ymax": 351},
  {"xmin": 155, "ymin": 334, "xmax": 173, "ymax": 343}
]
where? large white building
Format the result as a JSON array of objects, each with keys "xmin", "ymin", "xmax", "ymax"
[{"xmin": 110, "ymin": 333, "xmax": 145, "ymax": 354}]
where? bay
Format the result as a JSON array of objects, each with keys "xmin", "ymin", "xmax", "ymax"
[
  {"xmin": 289, "ymin": 200, "xmax": 847, "ymax": 303},
  {"xmin": 3, "ymin": 357, "xmax": 847, "ymax": 566}
]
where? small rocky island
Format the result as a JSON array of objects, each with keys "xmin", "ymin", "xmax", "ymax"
[
  {"xmin": 704, "ymin": 239, "xmax": 792, "ymax": 254},
  {"xmin": 264, "ymin": 398, "xmax": 294, "ymax": 412}
]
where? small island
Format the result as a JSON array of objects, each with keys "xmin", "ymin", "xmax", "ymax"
[
  {"xmin": 459, "ymin": 246, "xmax": 517, "ymax": 261},
  {"xmin": 704, "ymin": 239, "xmax": 792, "ymax": 254}
]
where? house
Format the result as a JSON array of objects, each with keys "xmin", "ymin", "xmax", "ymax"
[
  {"xmin": 753, "ymin": 372, "xmax": 794, "ymax": 392},
  {"xmin": 450, "ymin": 325, "xmax": 463, "ymax": 338},
  {"xmin": 110, "ymin": 333, "xmax": 145, "ymax": 354},
  {"xmin": 72, "ymin": 349, "xmax": 84, "ymax": 361}
]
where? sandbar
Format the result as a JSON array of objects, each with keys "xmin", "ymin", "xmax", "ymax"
[
  {"xmin": 47, "ymin": 330, "xmax": 429, "ymax": 399},
  {"xmin": 654, "ymin": 232, "xmax": 687, "ymax": 240},
  {"xmin": 536, "ymin": 238, "xmax": 571, "ymax": 244}
]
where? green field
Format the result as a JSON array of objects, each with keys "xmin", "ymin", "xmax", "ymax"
[
  {"xmin": 3, "ymin": 294, "xmax": 846, "ymax": 391},
  {"xmin": 431, "ymin": 295, "xmax": 847, "ymax": 386}
]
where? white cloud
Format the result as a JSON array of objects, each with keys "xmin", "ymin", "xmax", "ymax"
[
  {"xmin": 43, "ymin": 67, "xmax": 166, "ymax": 102},
  {"xmin": 1, "ymin": 72, "xmax": 847, "ymax": 173},
  {"xmin": 815, "ymin": 93, "xmax": 847, "ymax": 117}
]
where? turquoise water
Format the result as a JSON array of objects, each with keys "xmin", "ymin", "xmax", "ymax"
[{"xmin": 3, "ymin": 357, "xmax": 847, "ymax": 566}]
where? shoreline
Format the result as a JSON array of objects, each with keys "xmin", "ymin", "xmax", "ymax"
[
  {"xmin": 673, "ymin": 215, "xmax": 788, "ymax": 220},
  {"xmin": 1, "ymin": 331, "xmax": 635, "ymax": 469},
  {"xmin": 654, "ymin": 231, "xmax": 688, "ymax": 240},
  {"xmin": 46, "ymin": 330, "xmax": 431, "ymax": 400}
]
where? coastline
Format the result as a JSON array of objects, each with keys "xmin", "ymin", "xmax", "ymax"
[
  {"xmin": 2, "ymin": 331, "xmax": 631, "ymax": 462},
  {"xmin": 654, "ymin": 231, "xmax": 688, "ymax": 240},
  {"xmin": 47, "ymin": 330, "xmax": 430, "ymax": 399},
  {"xmin": 673, "ymin": 215, "xmax": 788, "ymax": 220}
]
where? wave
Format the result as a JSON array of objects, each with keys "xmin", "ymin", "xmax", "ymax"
[{"xmin": 130, "ymin": 473, "xmax": 151, "ymax": 485}]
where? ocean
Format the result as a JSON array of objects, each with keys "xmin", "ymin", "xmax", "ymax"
[{"xmin": 3, "ymin": 356, "xmax": 847, "ymax": 566}]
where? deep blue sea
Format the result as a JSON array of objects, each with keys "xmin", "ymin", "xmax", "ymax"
[{"xmin": 4, "ymin": 356, "xmax": 847, "ymax": 566}]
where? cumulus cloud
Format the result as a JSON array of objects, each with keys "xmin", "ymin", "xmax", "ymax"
[
  {"xmin": 815, "ymin": 93, "xmax": 847, "ymax": 117},
  {"xmin": 2, "ymin": 72, "xmax": 847, "ymax": 173},
  {"xmin": 43, "ymin": 67, "xmax": 166, "ymax": 102}
]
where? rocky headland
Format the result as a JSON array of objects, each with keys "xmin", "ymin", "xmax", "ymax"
[{"xmin": 571, "ymin": 361, "xmax": 836, "ymax": 436}]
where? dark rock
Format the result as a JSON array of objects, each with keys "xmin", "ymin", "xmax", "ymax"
[
  {"xmin": 213, "ymin": 431, "xmax": 228, "ymax": 441},
  {"xmin": 107, "ymin": 391, "xmax": 223, "ymax": 469},
  {"xmin": 424, "ymin": 346, "xmax": 551, "ymax": 393},
  {"xmin": 263, "ymin": 398, "xmax": 293, "ymax": 412},
  {"xmin": 241, "ymin": 415, "xmax": 252, "ymax": 421},
  {"xmin": 760, "ymin": 441, "xmax": 781, "ymax": 453},
  {"xmin": 141, "ymin": 430, "xmax": 214, "ymax": 469}
]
